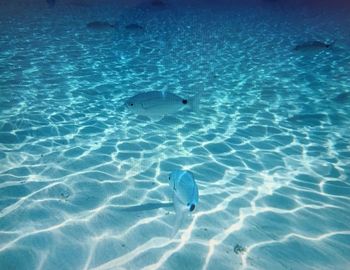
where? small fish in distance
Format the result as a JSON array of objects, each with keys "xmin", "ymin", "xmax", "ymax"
[
  {"xmin": 86, "ymin": 21, "xmax": 116, "ymax": 30},
  {"xmin": 293, "ymin": 40, "xmax": 335, "ymax": 52}
]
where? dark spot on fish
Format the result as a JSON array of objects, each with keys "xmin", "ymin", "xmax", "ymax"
[
  {"xmin": 189, "ymin": 204, "xmax": 195, "ymax": 211},
  {"xmin": 182, "ymin": 99, "xmax": 188, "ymax": 105}
]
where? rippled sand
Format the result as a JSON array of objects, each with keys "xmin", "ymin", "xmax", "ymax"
[{"xmin": 1, "ymin": 1, "xmax": 350, "ymax": 269}]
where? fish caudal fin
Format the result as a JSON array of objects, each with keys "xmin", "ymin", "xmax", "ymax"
[
  {"xmin": 189, "ymin": 93, "xmax": 201, "ymax": 113},
  {"xmin": 171, "ymin": 194, "xmax": 187, "ymax": 238},
  {"xmin": 328, "ymin": 39, "xmax": 336, "ymax": 47}
]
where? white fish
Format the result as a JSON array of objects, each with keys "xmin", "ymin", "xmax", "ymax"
[
  {"xmin": 125, "ymin": 91, "xmax": 200, "ymax": 121},
  {"xmin": 168, "ymin": 170, "xmax": 199, "ymax": 236}
]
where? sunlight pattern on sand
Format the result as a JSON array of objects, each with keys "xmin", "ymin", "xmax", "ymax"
[{"xmin": 1, "ymin": 1, "xmax": 350, "ymax": 269}]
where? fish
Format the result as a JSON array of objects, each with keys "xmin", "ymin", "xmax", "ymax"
[
  {"xmin": 86, "ymin": 21, "xmax": 116, "ymax": 30},
  {"xmin": 168, "ymin": 170, "xmax": 199, "ymax": 236},
  {"xmin": 293, "ymin": 40, "xmax": 335, "ymax": 52},
  {"xmin": 107, "ymin": 170, "xmax": 198, "ymax": 237},
  {"xmin": 125, "ymin": 91, "xmax": 200, "ymax": 121},
  {"xmin": 46, "ymin": 0, "xmax": 55, "ymax": 8},
  {"xmin": 151, "ymin": 0, "xmax": 166, "ymax": 7},
  {"xmin": 125, "ymin": 23, "xmax": 144, "ymax": 31}
]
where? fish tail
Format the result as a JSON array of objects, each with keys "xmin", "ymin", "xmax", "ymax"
[
  {"xmin": 170, "ymin": 213, "xmax": 184, "ymax": 238},
  {"xmin": 329, "ymin": 39, "xmax": 336, "ymax": 47},
  {"xmin": 189, "ymin": 92, "xmax": 201, "ymax": 113}
]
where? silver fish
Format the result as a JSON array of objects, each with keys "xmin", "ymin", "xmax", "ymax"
[
  {"xmin": 87, "ymin": 21, "xmax": 116, "ymax": 30},
  {"xmin": 293, "ymin": 40, "xmax": 335, "ymax": 52},
  {"xmin": 125, "ymin": 91, "xmax": 200, "ymax": 120},
  {"xmin": 168, "ymin": 170, "xmax": 199, "ymax": 236},
  {"xmin": 125, "ymin": 23, "xmax": 144, "ymax": 31}
]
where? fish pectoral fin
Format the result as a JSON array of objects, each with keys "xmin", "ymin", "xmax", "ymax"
[
  {"xmin": 148, "ymin": 115, "xmax": 163, "ymax": 121},
  {"xmin": 141, "ymin": 102, "xmax": 158, "ymax": 110}
]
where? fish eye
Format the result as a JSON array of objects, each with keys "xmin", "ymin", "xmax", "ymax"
[{"xmin": 130, "ymin": 103, "xmax": 133, "ymax": 106}]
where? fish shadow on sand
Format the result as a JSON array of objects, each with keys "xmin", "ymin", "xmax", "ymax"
[
  {"xmin": 125, "ymin": 23, "xmax": 145, "ymax": 31},
  {"xmin": 117, "ymin": 202, "xmax": 173, "ymax": 212},
  {"xmin": 332, "ymin": 92, "xmax": 350, "ymax": 104},
  {"xmin": 292, "ymin": 40, "xmax": 335, "ymax": 52},
  {"xmin": 86, "ymin": 21, "xmax": 116, "ymax": 30}
]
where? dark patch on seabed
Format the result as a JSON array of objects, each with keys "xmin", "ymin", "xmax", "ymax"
[{"xmin": 333, "ymin": 92, "xmax": 350, "ymax": 103}]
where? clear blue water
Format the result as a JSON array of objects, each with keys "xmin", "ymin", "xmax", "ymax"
[{"xmin": 1, "ymin": 0, "xmax": 350, "ymax": 269}]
